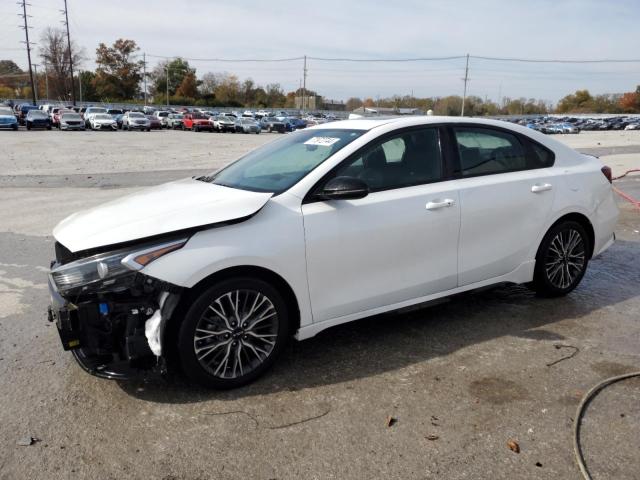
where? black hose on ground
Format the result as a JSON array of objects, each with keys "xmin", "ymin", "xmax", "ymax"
[{"xmin": 573, "ymin": 371, "xmax": 640, "ymax": 480}]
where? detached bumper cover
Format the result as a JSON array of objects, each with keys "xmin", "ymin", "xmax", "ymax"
[{"xmin": 48, "ymin": 270, "xmax": 182, "ymax": 380}]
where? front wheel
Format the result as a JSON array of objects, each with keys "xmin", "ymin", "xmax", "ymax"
[
  {"xmin": 532, "ymin": 221, "xmax": 589, "ymax": 297},
  {"xmin": 178, "ymin": 277, "xmax": 290, "ymax": 389}
]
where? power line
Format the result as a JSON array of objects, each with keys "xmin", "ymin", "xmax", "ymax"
[
  {"xmin": 145, "ymin": 53, "xmax": 304, "ymax": 62},
  {"xmin": 471, "ymin": 55, "xmax": 640, "ymax": 64},
  {"xmin": 308, "ymin": 55, "xmax": 467, "ymax": 62}
]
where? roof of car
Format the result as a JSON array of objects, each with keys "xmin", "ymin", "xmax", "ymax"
[{"xmin": 310, "ymin": 116, "xmax": 523, "ymax": 131}]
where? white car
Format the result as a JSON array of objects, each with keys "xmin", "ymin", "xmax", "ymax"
[
  {"xmin": 154, "ymin": 110, "xmax": 170, "ymax": 128},
  {"xmin": 83, "ymin": 107, "xmax": 108, "ymax": 127},
  {"xmin": 89, "ymin": 113, "xmax": 117, "ymax": 131},
  {"xmin": 47, "ymin": 117, "xmax": 618, "ymax": 388},
  {"xmin": 122, "ymin": 111, "xmax": 151, "ymax": 131}
]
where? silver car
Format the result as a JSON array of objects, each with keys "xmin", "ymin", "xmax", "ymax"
[
  {"xmin": 234, "ymin": 117, "xmax": 261, "ymax": 134},
  {"xmin": 59, "ymin": 112, "xmax": 86, "ymax": 131},
  {"xmin": 122, "ymin": 112, "xmax": 151, "ymax": 131}
]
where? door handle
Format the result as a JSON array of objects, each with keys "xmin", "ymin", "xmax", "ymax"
[
  {"xmin": 426, "ymin": 199, "xmax": 455, "ymax": 210},
  {"xmin": 531, "ymin": 183, "xmax": 552, "ymax": 193}
]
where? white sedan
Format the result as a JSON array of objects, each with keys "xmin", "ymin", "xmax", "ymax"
[
  {"xmin": 48, "ymin": 117, "xmax": 618, "ymax": 388},
  {"xmin": 89, "ymin": 113, "xmax": 118, "ymax": 131}
]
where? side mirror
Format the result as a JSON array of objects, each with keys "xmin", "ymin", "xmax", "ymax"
[{"xmin": 318, "ymin": 176, "xmax": 369, "ymax": 200}]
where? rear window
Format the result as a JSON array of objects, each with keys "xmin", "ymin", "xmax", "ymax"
[{"xmin": 454, "ymin": 127, "xmax": 528, "ymax": 176}]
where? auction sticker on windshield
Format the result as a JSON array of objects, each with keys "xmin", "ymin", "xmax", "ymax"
[{"xmin": 304, "ymin": 137, "xmax": 341, "ymax": 147}]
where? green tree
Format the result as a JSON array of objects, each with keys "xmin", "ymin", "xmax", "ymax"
[
  {"xmin": 79, "ymin": 70, "xmax": 98, "ymax": 102},
  {"xmin": 150, "ymin": 58, "xmax": 193, "ymax": 99},
  {"xmin": 94, "ymin": 39, "xmax": 143, "ymax": 100}
]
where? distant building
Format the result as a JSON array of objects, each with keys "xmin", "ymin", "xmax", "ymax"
[
  {"xmin": 322, "ymin": 99, "xmax": 346, "ymax": 111},
  {"xmin": 295, "ymin": 95, "xmax": 346, "ymax": 111},
  {"xmin": 295, "ymin": 95, "xmax": 322, "ymax": 110}
]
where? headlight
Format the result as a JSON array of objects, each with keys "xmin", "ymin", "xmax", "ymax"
[{"xmin": 50, "ymin": 238, "xmax": 187, "ymax": 294}]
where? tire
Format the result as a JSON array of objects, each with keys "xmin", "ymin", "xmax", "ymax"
[
  {"xmin": 47, "ymin": 125, "xmax": 52, "ymax": 130},
  {"xmin": 26, "ymin": 124, "xmax": 31, "ymax": 130},
  {"xmin": 267, "ymin": 126, "xmax": 272, "ymax": 133},
  {"xmin": 532, "ymin": 220, "xmax": 589, "ymax": 297},
  {"xmin": 177, "ymin": 277, "xmax": 290, "ymax": 389}
]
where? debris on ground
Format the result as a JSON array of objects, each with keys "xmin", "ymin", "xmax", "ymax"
[
  {"xmin": 426, "ymin": 434, "xmax": 439, "ymax": 441},
  {"xmin": 546, "ymin": 344, "xmax": 580, "ymax": 367},
  {"xmin": 385, "ymin": 416, "xmax": 397, "ymax": 427},
  {"xmin": 17, "ymin": 436, "xmax": 40, "ymax": 446},
  {"xmin": 507, "ymin": 439, "xmax": 520, "ymax": 453}
]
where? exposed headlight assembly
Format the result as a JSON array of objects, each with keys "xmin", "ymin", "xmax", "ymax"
[{"xmin": 50, "ymin": 238, "xmax": 187, "ymax": 294}]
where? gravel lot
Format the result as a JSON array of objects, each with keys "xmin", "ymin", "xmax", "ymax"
[{"xmin": 0, "ymin": 128, "xmax": 638, "ymax": 479}]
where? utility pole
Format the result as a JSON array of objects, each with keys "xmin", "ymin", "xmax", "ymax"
[
  {"xmin": 32, "ymin": 63, "xmax": 38, "ymax": 102},
  {"xmin": 166, "ymin": 66, "xmax": 169, "ymax": 107},
  {"xmin": 19, "ymin": 0, "xmax": 37, "ymax": 106},
  {"xmin": 78, "ymin": 69, "xmax": 82, "ymax": 102},
  {"xmin": 143, "ymin": 53, "xmax": 147, "ymax": 106},
  {"xmin": 44, "ymin": 61, "xmax": 49, "ymax": 100},
  {"xmin": 302, "ymin": 55, "xmax": 307, "ymax": 113},
  {"xmin": 461, "ymin": 53, "xmax": 469, "ymax": 117},
  {"xmin": 62, "ymin": 0, "xmax": 75, "ymax": 105}
]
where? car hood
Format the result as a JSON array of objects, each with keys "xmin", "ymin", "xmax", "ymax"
[
  {"xmin": 53, "ymin": 178, "xmax": 273, "ymax": 252},
  {"xmin": 0, "ymin": 114, "xmax": 16, "ymax": 120}
]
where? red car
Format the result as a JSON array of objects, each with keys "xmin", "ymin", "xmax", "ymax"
[{"xmin": 182, "ymin": 113, "xmax": 213, "ymax": 132}]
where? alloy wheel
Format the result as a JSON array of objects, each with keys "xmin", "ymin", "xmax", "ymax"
[
  {"xmin": 193, "ymin": 289, "xmax": 279, "ymax": 379},
  {"xmin": 544, "ymin": 228, "xmax": 586, "ymax": 289}
]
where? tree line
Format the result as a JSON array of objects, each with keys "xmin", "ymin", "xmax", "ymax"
[{"xmin": 1, "ymin": 30, "xmax": 639, "ymax": 114}]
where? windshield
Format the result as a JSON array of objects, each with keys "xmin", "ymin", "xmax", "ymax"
[
  {"xmin": 62, "ymin": 113, "xmax": 81, "ymax": 120},
  {"xmin": 0, "ymin": 108, "xmax": 13, "ymax": 115},
  {"xmin": 88, "ymin": 108, "xmax": 107, "ymax": 114},
  {"xmin": 129, "ymin": 112, "xmax": 144, "ymax": 118},
  {"xmin": 95, "ymin": 114, "xmax": 112, "ymax": 120},
  {"xmin": 29, "ymin": 111, "xmax": 48, "ymax": 118},
  {"xmin": 206, "ymin": 129, "xmax": 364, "ymax": 193}
]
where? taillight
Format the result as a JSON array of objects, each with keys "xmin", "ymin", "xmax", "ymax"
[{"xmin": 601, "ymin": 166, "xmax": 612, "ymax": 184}]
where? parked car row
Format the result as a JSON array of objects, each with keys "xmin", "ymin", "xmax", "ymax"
[
  {"xmin": 508, "ymin": 115, "xmax": 640, "ymax": 134},
  {"xmin": 1, "ymin": 101, "xmax": 323, "ymax": 135}
]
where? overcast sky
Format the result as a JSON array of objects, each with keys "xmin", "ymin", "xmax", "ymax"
[{"xmin": 1, "ymin": 0, "xmax": 639, "ymax": 102}]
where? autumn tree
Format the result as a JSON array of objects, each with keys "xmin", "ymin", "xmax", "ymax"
[
  {"xmin": 619, "ymin": 87, "xmax": 640, "ymax": 112},
  {"xmin": 214, "ymin": 73, "xmax": 241, "ymax": 105},
  {"xmin": 0, "ymin": 60, "xmax": 25, "ymax": 93},
  {"xmin": 38, "ymin": 27, "xmax": 85, "ymax": 100},
  {"xmin": 94, "ymin": 39, "xmax": 143, "ymax": 100},
  {"xmin": 346, "ymin": 97, "xmax": 363, "ymax": 110},
  {"xmin": 175, "ymin": 71, "xmax": 198, "ymax": 99}
]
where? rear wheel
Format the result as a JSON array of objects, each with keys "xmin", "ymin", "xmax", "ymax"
[
  {"xmin": 532, "ymin": 221, "xmax": 589, "ymax": 297},
  {"xmin": 178, "ymin": 277, "xmax": 290, "ymax": 389}
]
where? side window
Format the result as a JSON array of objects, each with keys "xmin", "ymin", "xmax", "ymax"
[
  {"xmin": 528, "ymin": 140, "xmax": 555, "ymax": 168},
  {"xmin": 454, "ymin": 127, "xmax": 528, "ymax": 176},
  {"xmin": 331, "ymin": 128, "xmax": 442, "ymax": 191}
]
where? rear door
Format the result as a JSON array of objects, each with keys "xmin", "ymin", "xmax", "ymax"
[
  {"xmin": 450, "ymin": 126, "xmax": 556, "ymax": 285},
  {"xmin": 302, "ymin": 127, "xmax": 460, "ymax": 322}
]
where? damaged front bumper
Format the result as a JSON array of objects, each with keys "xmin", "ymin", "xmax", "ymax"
[{"xmin": 48, "ymin": 270, "xmax": 181, "ymax": 380}]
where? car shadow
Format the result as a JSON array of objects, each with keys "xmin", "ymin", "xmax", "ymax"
[{"xmin": 117, "ymin": 239, "xmax": 639, "ymax": 403}]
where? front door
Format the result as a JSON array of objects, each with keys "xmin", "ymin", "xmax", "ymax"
[{"xmin": 302, "ymin": 127, "xmax": 460, "ymax": 322}]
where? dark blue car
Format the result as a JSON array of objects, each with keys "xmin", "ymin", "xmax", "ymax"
[{"xmin": 25, "ymin": 110, "xmax": 52, "ymax": 130}]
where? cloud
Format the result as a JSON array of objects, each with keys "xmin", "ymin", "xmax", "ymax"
[{"xmin": 4, "ymin": 0, "xmax": 639, "ymax": 101}]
